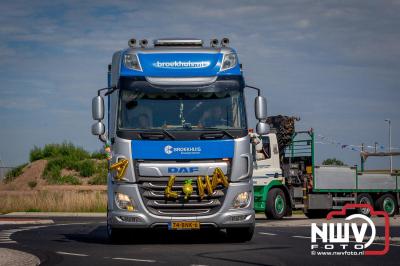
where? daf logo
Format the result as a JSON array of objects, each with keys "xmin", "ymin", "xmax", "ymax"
[
  {"xmin": 164, "ymin": 145, "xmax": 173, "ymax": 154},
  {"xmin": 168, "ymin": 167, "xmax": 199, "ymax": 174}
]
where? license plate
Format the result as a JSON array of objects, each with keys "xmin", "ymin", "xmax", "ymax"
[{"xmin": 169, "ymin": 221, "xmax": 200, "ymax": 230}]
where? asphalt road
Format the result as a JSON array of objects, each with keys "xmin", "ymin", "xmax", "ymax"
[{"xmin": 0, "ymin": 216, "xmax": 399, "ymax": 266}]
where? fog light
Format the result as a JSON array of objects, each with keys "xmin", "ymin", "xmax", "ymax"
[
  {"xmin": 232, "ymin": 192, "xmax": 250, "ymax": 208},
  {"xmin": 231, "ymin": 215, "xmax": 247, "ymax": 222},
  {"xmin": 118, "ymin": 216, "xmax": 140, "ymax": 223},
  {"xmin": 115, "ymin": 192, "xmax": 135, "ymax": 211}
]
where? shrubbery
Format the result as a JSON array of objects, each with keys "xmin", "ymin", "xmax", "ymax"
[
  {"xmin": 4, "ymin": 163, "xmax": 28, "ymax": 183},
  {"xmin": 29, "ymin": 142, "xmax": 107, "ymax": 185},
  {"xmin": 29, "ymin": 142, "xmax": 91, "ymax": 162}
]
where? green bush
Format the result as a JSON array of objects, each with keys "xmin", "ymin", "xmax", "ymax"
[
  {"xmin": 4, "ymin": 163, "xmax": 28, "ymax": 183},
  {"xmin": 28, "ymin": 180, "xmax": 37, "ymax": 189},
  {"xmin": 43, "ymin": 159, "xmax": 63, "ymax": 179},
  {"xmin": 28, "ymin": 142, "xmax": 108, "ymax": 186},
  {"xmin": 79, "ymin": 160, "xmax": 95, "ymax": 177},
  {"xmin": 322, "ymin": 158, "xmax": 346, "ymax": 166},
  {"xmin": 89, "ymin": 161, "xmax": 108, "ymax": 185},
  {"xmin": 30, "ymin": 142, "xmax": 90, "ymax": 162},
  {"xmin": 47, "ymin": 175, "xmax": 82, "ymax": 185},
  {"xmin": 91, "ymin": 150, "xmax": 107, "ymax": 160},
  {"xmin": 30, "ymin": 146, "xmax": 44, "ymax": 162},
  {"xmin": 88, "ymin": 174, "xmax": 107, "ymax": 185}
]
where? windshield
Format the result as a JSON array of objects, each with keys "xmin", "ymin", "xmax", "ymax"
[{"xmin": 118, "ymin": 89, "xmax": 246, "ymax": 130}]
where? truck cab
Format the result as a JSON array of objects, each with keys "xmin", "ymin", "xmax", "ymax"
[{"xmin": 91, "ymin": 38, "xmax": 268, "ymax": 241}]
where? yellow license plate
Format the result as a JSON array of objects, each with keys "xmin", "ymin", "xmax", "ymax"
[{"xmin": 169, "ymin": 221, "xmax": 200, "ymax": 230}]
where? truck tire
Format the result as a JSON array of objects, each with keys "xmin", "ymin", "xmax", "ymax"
[
  {"xmin": 226, "ymin": 225, "xmax": 255, "ymax": 242},
  {"xmin": 265, "ymin": 188, "xmax": 287, "ymax": 220},
  {"xmin": 356, "ymin": 193, "xmax": 374, "ymax": 216},
  {"xmin": 375, "ymin": 194, "xmax": 398, "ymax": 217},
  {"xmin": 304, "ymin": 210, "xmax": 329, "ymax": 219},
  {"xmin": 107, "ymin": 223, "xmax": 125, "ymax": 242},
  {"xmin": 107, "ymin": 210, "xmax": 125, "ymax": 242}
]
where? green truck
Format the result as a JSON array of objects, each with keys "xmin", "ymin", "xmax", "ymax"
[{"xmin": 252, "ymin": 117, "xmax": 400, "ymax": 219}]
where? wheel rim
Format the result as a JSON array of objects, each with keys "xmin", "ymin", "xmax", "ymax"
[
  {"xmin": 275, "ymin": 195, "xmax": 285, "ymax": 214},
  {"xmin": 359, "ymin": 197, "xmax": 371, "ymax": 215},
  {"xmin": 383, "ymin": 198, "xmax": 395, "ymax": 215}
]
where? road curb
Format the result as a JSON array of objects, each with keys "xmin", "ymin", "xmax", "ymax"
[{"xmin": 0, "ymin": 218, "xmax": 54, "ymax": 225}]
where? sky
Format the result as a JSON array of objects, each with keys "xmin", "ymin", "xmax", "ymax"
[{"xmin": 0, "ymin": 0, "xmax": 399, "ymax": 169}]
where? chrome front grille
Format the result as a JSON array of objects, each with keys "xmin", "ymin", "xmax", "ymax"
[{"xmin": 138, "ymin": 177, "xmax": 227, "ymax": 216}]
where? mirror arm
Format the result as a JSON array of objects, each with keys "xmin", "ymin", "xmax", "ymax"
[
  {"xmin": 104, "ymin": 86, "xmax": 118, "ymax": 96},
  {"xmin": 245, "ymin": 85, "xmax": 261, "ymax": 96},
  {"xmin": 99, "ymin": 133, "xmax": 107, "ymax": 143},
  {"xmin": 97, "ymin": 86, "xmax": 117, "ymax": 97}
]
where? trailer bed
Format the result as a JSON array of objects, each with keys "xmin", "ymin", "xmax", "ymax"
[{"xmin": 314, "ymin": 166, "xmax": 400, "ymax": 192}]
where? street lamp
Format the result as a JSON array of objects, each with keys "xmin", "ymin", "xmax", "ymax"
[{"xmin": 385, "ymin": 119, "xmax": 392, "ymax": 173}]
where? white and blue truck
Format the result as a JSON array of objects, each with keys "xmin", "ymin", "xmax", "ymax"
[{"xmin": 91, "ymin": 38, "xmax": 269, "ymax": 241}]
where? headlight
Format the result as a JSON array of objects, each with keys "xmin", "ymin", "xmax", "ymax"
[
  {"xmin": 115, "ymin": 192, "xmax": 135, "ymax": 211},
  {"xmin": 124, "ymin": 53, "xmax": 142, "ymax": 71},
  {"xmin": 232, "ymin": 192, "xmax": 250, "ymax": 208},
  {"xmin": 220, "ymin": 53, "xmax": 237, "ymax": 71}
]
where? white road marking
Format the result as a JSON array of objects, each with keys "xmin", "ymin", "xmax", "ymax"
[
  {"xmin": 55, "ymin": 222, "xmax": 91, "ymax": 226},
  {"xmin": 259, "ymin": 232, "xmax": 277, "ymax": 236},
  {"xmin": 112, "ymin": 257, "xmax": 156, "ymax": 263},
  {"xmin": 56, "ymin": 251, "xmax": 89, "ymax": 257},
  {"xmin": 0, "ymin": 225, "xmax": 48, "ymax": 244},
  {"xmin": 0, "ymin": 222, "xmax": 93, "ymax": 245}
]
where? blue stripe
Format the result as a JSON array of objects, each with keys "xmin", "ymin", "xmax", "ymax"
[{"xmin": 131, "ymin": 140, "xmax": 234, "ymax": 160}]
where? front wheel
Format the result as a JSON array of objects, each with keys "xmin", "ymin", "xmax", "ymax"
[
  {"xmin": 107, "ymin": 222, "xmax": 126, "ymax": 242},
  {"xmin": 375, "ymin": 194, "xmax": 398, "ymax": 217},
  {"xmin": 265, "ymin": 188, "xmax": 287, "ymax": 219},
  {"xmin": 226, "ymin": 225, "xmax": 255, "ymax": 242}
]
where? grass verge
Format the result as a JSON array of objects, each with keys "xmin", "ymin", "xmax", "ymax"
[{"xmin": 0, "ymin": 190, "xmax": 107, "ymax": 212}]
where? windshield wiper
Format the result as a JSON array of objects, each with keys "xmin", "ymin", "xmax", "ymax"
[
  {"xmin": 139, "ymin": 129, "xmax": 176, "ymax": 140},
  {"xmin": 201, "ymin": 128, "xmax": 235, "ymax": 139}
]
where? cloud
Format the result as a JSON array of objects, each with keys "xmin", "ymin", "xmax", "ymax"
[
  {"xmin": 0, "ymin": 98, "xmax": 46, "ymax": 110},
  {"xmin": 0, "ymin": 0, "xmax": 399, "ymax": 168},
  {"xmin": 295, "ymin": 19, "xmax": 311, "ymax": 29}
]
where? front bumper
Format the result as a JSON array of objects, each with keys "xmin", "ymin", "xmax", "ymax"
[{"xmin": 108, "ymin": 181, "xmax": 254, "ymax": 229}]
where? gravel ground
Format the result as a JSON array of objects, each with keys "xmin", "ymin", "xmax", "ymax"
[{"xmin": 0, "ymin": 248, "xmax": 40, "ymax": 266}]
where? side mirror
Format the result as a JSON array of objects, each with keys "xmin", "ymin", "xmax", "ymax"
[
  {"xmin": 91, "ymin": 122, "xmax": 105, "ymax": 136},
  {"xmin": 256, "ymin": 122, "xmax": 269, "ymax": 135},
  {"xmin": 255, "ymin": 96, "xmax": 267, "ymax": 120},
  {"xmin": 92, "ymin": 96, "xmax": 104, "ymax": 120}
]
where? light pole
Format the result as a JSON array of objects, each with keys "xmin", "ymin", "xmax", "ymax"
[{"xmin": 385, "ymin": 119, "xmax": 392, "ymax": 173}]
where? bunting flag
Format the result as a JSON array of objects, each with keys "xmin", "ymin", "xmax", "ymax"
[{"xmin": 315, "ymin": 134, "xmax": 399, "ymax": 152}]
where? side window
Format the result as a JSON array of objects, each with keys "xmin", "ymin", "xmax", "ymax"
[{"xmin": 261, "ymin": 136, "xmax": 271, "ymax": 159}]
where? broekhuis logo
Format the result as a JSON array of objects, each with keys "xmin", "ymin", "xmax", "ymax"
[
  {"xmin": 164, "ymin": 145, "xmax": 202, "ymax": 155},
  {"xmin": 154, "ymin": 61, "xmax": 210, "ymax": 69},
  {"xmin": 310, "ymin": 204, "xmax": 390, "ymax": 256}
]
